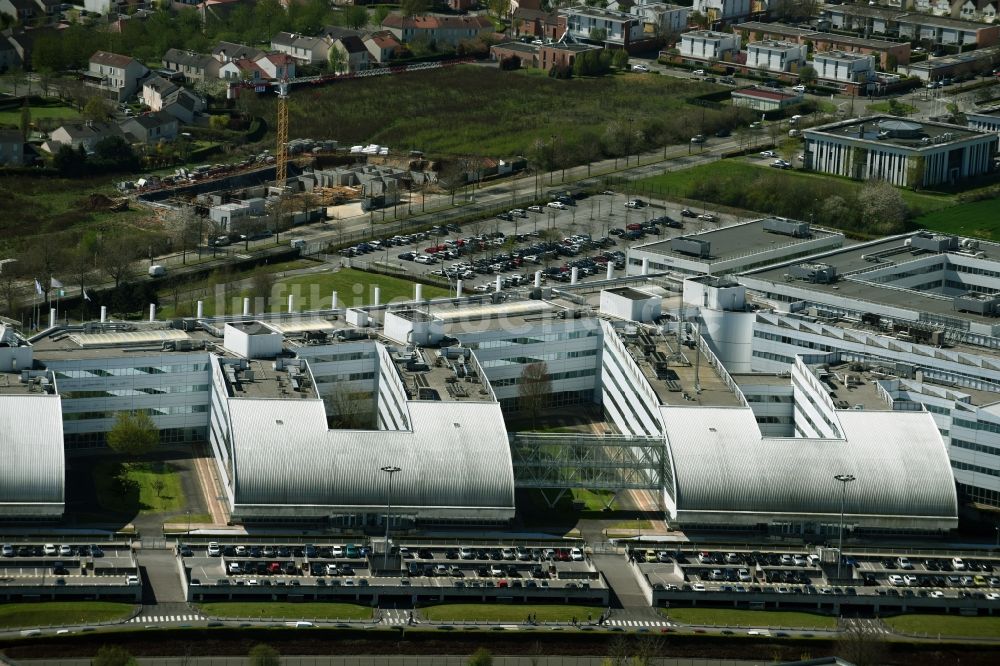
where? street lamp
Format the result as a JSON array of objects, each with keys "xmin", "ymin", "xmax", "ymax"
[
  {"xmin": 834, "ymin": 474, "xmax": 856, "ymax": 581},
  {"xmin": 381, "ymin": 465, "xmax": 401, "ymax": 570}
]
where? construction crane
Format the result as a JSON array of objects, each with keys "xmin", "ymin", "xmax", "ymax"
[{"xmin": 275, "ymin": 78, "xmax": 290, "ymax": 188}]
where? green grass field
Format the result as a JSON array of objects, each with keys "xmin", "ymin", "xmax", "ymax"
[
  {"xmin": 198, "ymin": 602, "xmax": 371, "ymax": 620},
  {"xmin": 915, "ymin": 198, "xmax": 1000, "ymax": 240},
  {"xmin": 0, "ymin": 602, "xmax": 134, "ymax": 628},
  {"xmin": 884, "ymin": 613, "xmax": 1000, "ymax": 638},
  {"xmin": 0, "ymin": 103, "xmax": 80, "ymax": 125},
  {"xmin": 94, "ymin": 461, "xmax": 184, "ymax": 515},
  {"xmin": 662, "ymin": 608, "xmax": 837, "ymax": 630},
  {"xmin": 245, "ymin": 65, "xmax": 734, "ymax": 158},
  {"xmin": 633, "ymin": 160, "xmax": 953, "ymax": 214},
  {"xmin": 161, "ymin": 268, "xmax": 450, "ymax": 318},
  {"xmin": 420, "ymin": 604, "xmax": 602, "ymax": 623}
]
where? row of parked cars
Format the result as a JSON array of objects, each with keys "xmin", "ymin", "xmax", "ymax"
[
  {"xmin": 883, "ymin": 556, "xmax": 995, "ymax": 572},
  {"xmin": 2, "ymin": 544, "xmax": 104, "ymax": 558},
  {"xmin": 205, "ymin": 542, "xmax": 368, "ymax": 559}
]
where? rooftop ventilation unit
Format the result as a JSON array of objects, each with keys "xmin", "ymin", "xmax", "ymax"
[
  {"xmin": 910, "ymin": 231, "xmax": 958, "ymax": 253},
  {"xmin": 789, "ymin": 262, "xmax": 838, "ymax": 284},
  {"xmin": 954, "ymin": 292, "xmax": 1000, "ymax": 316},
  {"xmin": 670, "ymin": 237, "xmax": 711, "ymax": 258},
  {"xmin": 763, "ymin": 217, "xmax": 811, "ymax": 238}
]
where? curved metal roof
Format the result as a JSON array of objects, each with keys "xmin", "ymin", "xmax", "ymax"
[
  {"xmin": 227, "ymin": 399, "xmax": 515, "ymax": 515},
  {"xmin": 661, "ymin": 406, "xmax": 957, "ymax": 523},
  {"xmin": 0, "ymin": 395, "xmax": 65, "ymax": 508}
]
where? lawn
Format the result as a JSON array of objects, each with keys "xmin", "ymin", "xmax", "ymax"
[
  {"xmin": 633, "ymin": 160, "xmax": 953, "ymax": 214},
  {"xmin": 244, "ymin": 65, "xmax": 736, "ymax": 159},
  {"xmin": 865, "ymin": 101, "xmax": 918, "ymax": 115},
  {"xmin": 420, "ymin": 603, "xmax": 602, "ymax": 623},
  {"xmin": 162, "ymin": 268, "xmax": 450, "ymax": 318},
  {"xmin": 0, "ymin": 102, "xmax": 80, "ymax": 125},
  {"xmin": 883, "ymin": 614, "xmax": 1000, "ymax": 638},
  {"xmin": 199, "ymin": 602, "xmax": 372, "ymax": 620},
  {"xmin": 93, "ymin": 461, "xmax": 184, "ymax": 515},
  {"xmin": 0, "ymin": 602, "xmax": 134, "ymax": 629},
  {"xmin": 662, "ymin": 608, "xmax": 837, "ymax": 630},
  {"xmin": 572, "ymin": 488, "xmax": 616, "ymax": 511},
  {"xmin": 915, "ymin": 198, "xmax": 1000, "ymax": 241}
]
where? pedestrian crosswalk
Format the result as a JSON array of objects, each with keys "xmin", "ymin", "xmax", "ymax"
[
  {"xmin": 606, "ymin": 619, "xmax": 671, "ymax": 627},
  {"xmin": 127, "ymin": 614, "xmax": 203, "ymax": 624},
  {"xmin": 379, "ymin": 609, "xmax": 412, "ymax": 626}
]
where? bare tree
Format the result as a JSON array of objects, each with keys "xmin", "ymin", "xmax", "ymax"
[
  {"xmin": 99, "ymin": 231, "xmax": 142, "ymax": 289},
  {"xmin": 324, "ymin": 386, "xmax": 375, "ymax": 430},
  {"xmin": 518, "ymin": 362, "xmax": 551, "ymax": 427},
  {"xmin": 836, "ymin": 618, "xmax": 888, "ymax": 666},
  {"xmin": 860, "ymin": 180, "xmax": 909, "ymax": 235}
]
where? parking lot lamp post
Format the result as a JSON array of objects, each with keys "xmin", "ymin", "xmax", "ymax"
[
  {"xmin": 834, "ymin": 474, "xmax": 856, "ymax": 580},
  {"xmin": 381, "ymin": 465, "xmax": 401, "ymax": 570}
]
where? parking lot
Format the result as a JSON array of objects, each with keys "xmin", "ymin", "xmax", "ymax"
[
  {"xmin": 630, "ymin": 546, "xmax": 1000, "ymax": 612},
  {"xmin": 181, "ymin": 540, "xmax": 608, "ymax": 605},
  {"xmin": 339, "ymin": 191, "xmax": 742, "ymax": 294},
  {"xmin": 0, "ymin": 541, "xmax": 140, "ymax": 601}
]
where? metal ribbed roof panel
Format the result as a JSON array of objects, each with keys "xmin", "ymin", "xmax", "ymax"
[
  {"xmin": 0, "ymin": 395, "xmax": 65, "ymax": 505},
  {"xmin": 228, "ymin": 399, "xmax": 515, "ymax": 512},
  {"xmin": 662, "ymin": 406, "xmax": 957, "ymax": 520}
]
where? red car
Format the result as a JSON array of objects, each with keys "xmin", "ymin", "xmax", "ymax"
[{"xmin": 267, "ymin": 562, "xmax": 281, "ymax": 574}]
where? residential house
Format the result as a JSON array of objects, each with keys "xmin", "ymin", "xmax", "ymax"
[
  {"xmin": 86, "ymin": 51, "xmax": 150, "ymax": 103},
  {"xmin": 381, "ymin": 14, "xmax": 494, "ymax": 48},
  {"xmin": 0, "ymin": 129, "xmax": 23, "ymax": 166},
  {"xmin": 364, "ymin": 31, "xmax": 402, "ymax": 64},
  {"xmin": 46, "ymin": 121, "xmax": 124, "ymax": 153},
  {"xmin": 329, "ymin": 35, "xmax": 370, "ymax": 74},
  {"xmin": 196, "ymin": 0, "xmax": 247, "ymax": 23},
  {"xmin": 0, "ymin": 0, "xmax": 38, "ymax": 23},
  {"xmin": 957, "ymin": 0, "xmax": 997, "ymax": 22},
  {"xmin": 900, "ymin": 42, "xmax": 1000, "ymax": 80},
  {"xmin": 745, "ymin": 40, "xmax": 808, "ymax": 73},
  {"xmin": 490, "ymin": 41, "xmax": 602, "ymax": 70},
  {"xmin": 736, "ymin": 21, "xmax": 912, "ymax": 69},
  {"xmin": 627, "ymin": 2, "xmax": 690, "ymax": 38},
  {"xmin": 120, "ymin": 111, "xmax": 179, "ymax": 145},
  {"xmin": 162, "ymin": 48, "xmax": 221, "ymax": 82},
  {"xmin": 270, "ymin": 31, "xmax": 332, "ymax": 66},
  {"xmin": 512, "ymin": 0, "xmax": 566, "ymax": 41},
  {"xmin": 0, "ymin": 36, "xmax": 19, "ymax": 72},
  {"xmin": 679, "ymin": 30, "xmax": 742, "ymax": 61},
  {"xmin": 560, "ymin": 6, "xmax": 645, "ymax": 47},
  {"xmin": 212, "ymin": 41, "xmax": 264, "ymax": 65},
  {"xmin": 141, "ymin": 75, "xmax": 206, "ymax": 124},
  {"xmin": 812, "ymin": 50, "xmax": 877, "ymax": 83},
  {"xmin": 823, "ymin": 5, "xmax": 1000, "ymax": 47},
  {"xmin": 694, "ymin": 0, "xmax": 752, "ymax": 24},
  {"xmin": 730, "ymin": 85, "xmax": 804, "ymax": 111},
  {"xmin": 218, "ymin": 52, "xmax": 295, "ymax": 81}
]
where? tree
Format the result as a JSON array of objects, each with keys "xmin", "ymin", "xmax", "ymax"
[
  {"xmin": 151, "ymin": 478, "xmax": 166, "ymax": 498},
  {"xmin": 83, "ymin": 96, "xmax": 111, "ymax": 123},
  {"xmin": 92, "ymin": 645, "xmax": 139, "ymax": 666},
  {"xmin": 99, "ymin": 231, "xmax": 142, "ymax": 289},
  {"xmin": 248, "ymin": 644, "xmax": 280, "ymax": 666},
  {"xmin": 860, "ymin": 179, "xmax": 909, "ymax": 235},
  {"xmin": 328, "ymin": 45, "xmax": 347, "ymax": 75},
  {"xmin": 612, "ymin": 49, "xmax": 629, "ymax": 70},
  {"xmin": 249, "ymin": 266, "xmax": 277, "ymax": 305},
  {"xmin": 518, "ymin": 362, "xmax": 551, "ymax": 427},
  {"xmin": 836, "ymin": 618, "xmax": 888, "ymax": 666},
  {"xmin": 798, "ymin": 64, "xmax": 817, "ymax": 86},
  {"xmin": 106, "ymin": 411, "xmax": 159, "ymax": 457},
  {"xmin": 372, "ymin": 5, "xmax": 391, "ymax": 26},
  {"xmin": 400, "ymin": 0, "xmax": 429, "ymax": 18},
  {"xmin": 344, "ymin": 6, "xmax": 368, "ymax": 30},
  {"xmin": 589, "ymin": 27, "xmax": 607, "ymax": 42},
  {"xmin": 487, "ymin": 0, "xmax": 511, "ymax": 21},
  {"xmin": 468, "ymin": 647, "xmax": 493, "ymax": 666},
  {"xmin": 324, "ymin": 386, "xmax": 374, "ymax": 429},
  {"xmin": 19, "ymin": 100, "xmax": 31, "ymax": 141}
]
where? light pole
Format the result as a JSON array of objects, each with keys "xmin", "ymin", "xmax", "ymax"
[
  {"xmin": 834, "ymin": 474, "xmax": 856, "ymax": 581},
  {"xmin": 381, "ymin": 465, "xmax": 401, "ymax": 570}
]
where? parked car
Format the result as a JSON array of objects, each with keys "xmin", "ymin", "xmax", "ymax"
[
  {"xmin": 547, "ymin": 201, "xmax": 567, "ymax": 210},
  {"xmin": 792, "ymin": 84, "xmax": 807, "ymax": 93},
  {"xmin": 692, "ymin": 69, "xmax": 705, "ymax": 76},
  {"xmin": 632, "ymin": 64, "xmax": 649, "ymax": 72},
  {"xmin": 690, "ymin": 134, "xmax": 706, "ymax": 144}
]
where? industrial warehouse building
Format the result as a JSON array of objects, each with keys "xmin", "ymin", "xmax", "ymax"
[{"xmin": 16, "ymin": 224, "xmax": 1000, "ymax": 532}]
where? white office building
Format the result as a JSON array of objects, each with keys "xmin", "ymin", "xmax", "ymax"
[{"xmin": 804, "ymin": 116, "xmax": 998, "ymax": 187}]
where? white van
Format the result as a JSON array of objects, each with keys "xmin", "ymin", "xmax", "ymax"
[
  {"xmin": 290, "ymin": 239, "xmax": 306, "ymax": 249},
  {"xmin": 148, "ymin": 265, "xmax": 166, "ymax": 278}
]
